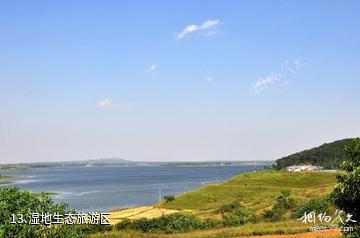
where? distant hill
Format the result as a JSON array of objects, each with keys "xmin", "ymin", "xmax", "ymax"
[
  {"xmin": 275, "ymin": 138, "xmax": 356, "ymax": 169},
  {"xmin": 0, "ymin": 158, "xmax": 274, "ymax": 170},
  {"xmin": 0, "ymin": 158, "xmax": 139, "ymax": 169}
]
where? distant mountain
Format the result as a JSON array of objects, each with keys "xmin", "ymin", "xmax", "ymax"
[
  {"xmin": 158, "ymin": 160, "xmax": 274, "ymax": 167},
  {"xmin": 275, "ymin": 138, "xmax": 356, "ymax": 169},
  {"xmin": 80, "ymin": 158, "xmax": 139, "ymax": 165},
  {"xmin": 1, "ymin": 158, "xmax": 274, "ymax": 169},
  {"xmin": 1, "ymin": 158, "xmax": 140, "ymax": 169}
]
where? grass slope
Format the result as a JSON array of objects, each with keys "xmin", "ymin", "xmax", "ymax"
[
  {"xmin": 93, "ymin": 171, "xmax": 338, "ymax": 238},
  {"xmin": 158, "ymin": 171, "xmax": 337, "ymax": 213}
]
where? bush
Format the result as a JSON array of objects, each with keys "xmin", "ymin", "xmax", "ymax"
[
  {"xmin": 163, "ymin": 195, "xmax": 175, "ymax": 203},
  {"xmin": 273, "ymin": 190, "xmax": 296, "ymax": 211},
  {"xmin": 0, "ymin": 187, "xmax": 79, "ymax": 237},
  {"xmin": 115, "ymin": 205, "xmax": 258, "ymax": 234},
  {"xmin": 216, "ymin": 202, "xmax": 243, "ymax": 214},
  {"xmin": 222, "ymin": 214, "xmax": 246, "ymax": 226},
  {"xmin": 292, "ymin": 198, "xmax": 333, "ymax": 219},
  {"xmin": 114, "ymin": 218, "xmax": 134, "ymax": 230},
  {"xmin": 136, "ymin": 218, "xmax": 155, "ymax": 232},
  {"xmin": 262, "ymin": 208, "xmax": 283, "ymax": 221},
  {"xmin": 77, "ymin": 223, "xmax": 113, "ymax": 235},
  {"xmin": 115, "ymin": 213, "xmax": 203, "ymax": 233},
  {"xmin": 201, "ymin": 218, "xmax": 223, "ymax": 229},
  {"xmin": 262, "ymin": 190, "xmax": 295, "ymax": 221},
  {"xmin": 0, "ymin": 187, "xmax": 112, "ymax": 237},
  {"xmin": 221, "ymin": 206, "xmax": 257, "ymax": 226},
  {"xmin": 161, "ymin": 213, "xmax": 203, "ymax": 233}
]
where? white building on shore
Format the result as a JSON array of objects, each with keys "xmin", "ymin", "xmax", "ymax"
[{"xmin": 286, "ymin": 165, "xmax": 323, "ymax": 172}]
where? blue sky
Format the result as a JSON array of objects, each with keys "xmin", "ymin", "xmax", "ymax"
[{"xmin": 1, "ymin": 0, "xmax": 359, "ymax": 163}]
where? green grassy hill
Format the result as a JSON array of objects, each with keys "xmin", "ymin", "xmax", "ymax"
[
  {"xmin": 158, "ymin": 171, "xmax": 337, "ymax": 213},
  {"xmin": 92, "ymin": 171, "xmax": 338, "ymax": 238},
  {"xmin": 275, "ymin": 138, "xmax": 355, "ymax": 169}
]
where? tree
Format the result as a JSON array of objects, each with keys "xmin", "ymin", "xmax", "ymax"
[
  {"xmin": 330, "ymin": 138, "xmax": 360, "ymax": 237},
  {"xmin": 0, "ymin": 187, "xmax": 111, "ymax": 237},
  {"xmin": 0, "ymin": 187, "xmax": 81, "ymax": 238},
  {"xmin": 275, "ymin": 138, "xmax": 354, "ymax": 169},
  {"xmin": 163, "ymin": 195, "xmax": 175, "ymax": 203}
]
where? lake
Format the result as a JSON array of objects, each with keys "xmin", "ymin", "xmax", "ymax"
[{"xmin": 4, "ymin": 166, "xmax": 262, "ymax": 212}]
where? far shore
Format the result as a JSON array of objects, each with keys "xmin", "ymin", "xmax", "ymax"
[{"xmin": 0, "ymin": 175, "xmax": 27, "ymax": 185}]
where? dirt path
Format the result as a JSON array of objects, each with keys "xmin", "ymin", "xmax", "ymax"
[
  {"xmin": 109, "ymin": 206, "xmax": 179, "ymax": 225},
  {"xmin": 249, "ymin": 229, "xmax": 341, "ymax": 238}
]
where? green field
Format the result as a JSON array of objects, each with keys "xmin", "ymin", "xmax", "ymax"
[{"xmin": 157, "ymin": 171, "xmax": 337, "ymax": 213}]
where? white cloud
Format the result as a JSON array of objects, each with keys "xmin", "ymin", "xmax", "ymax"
[
  {"xmin": 97, "ymin": 97, "xmax": 131, "ymax": 109},
  {"xmin": 176, "ymin": 19, "xmax": 220, "ymax": 39},
  {"xmin": 144, "ymin": 63, "xmax": 157, "ymax": 74}
]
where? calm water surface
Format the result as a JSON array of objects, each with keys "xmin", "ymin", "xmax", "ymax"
[{"xmin": 4, "ymin": 166, "xmax": 261, "ymax": 212}]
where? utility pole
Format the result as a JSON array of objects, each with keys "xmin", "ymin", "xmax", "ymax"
[{"xmin": 158, "ymin": 188, "xmax": 162, "ymax": 202}]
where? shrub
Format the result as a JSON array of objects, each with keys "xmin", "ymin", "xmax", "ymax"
[
  {"xmin": 221, "ymin": 206, "xmax": 257, "ymax": 226},
  {"xmin": 222, "ymin": 214, "xmax": 246, "ymax": 226},
  {"xmin": 262, "ymin": 208, "xmax": 283, "ymax": 221},
  {"xmin": 161, "ymin": 213, "xmax": 203, "ymax": 233},
  {"xmin": 115, "ymin": 206, "xmax": 258, "ymax": 234},
  {"xmin": 163, "ymin": 195, "xmax": 175, "ymax": 203},
  {"xmin": 114, "ymin": 218, "xmax": 135, "ymax": 230},
  {"xmin": 77, "ymin": 223, "xmax": 113, "ymax": 235},
  {"xmin": 216, "ymin": 202, "xmax": 243, "ymax": 214},
  {"xmin": 273, "ymin": 190, "xmax": 296, "ymax": 211},
  {"xmin": 292, "ymin": 198, "xmax": 333, "ymax": 219},
  {"xmin": 0, "ymin": 187, "xmax": 79, "ymax": 237},
  {"xmin": 115, "ymin": 213, "xmax": 203, "ymax": 234},
  {"xmin": 0, "ymin": 187, "xmax": 113, "ymax": 237},
  {"xmin": 262, "ymin": 190, "xmax": 295, "ymax": 221},
  {"xmin": 136, "ymin": 218, "xmax": 154, "ymax": 232},
  {"xmin": 201, "ymin": 218, "xmax": 223, "ymax": 229}
]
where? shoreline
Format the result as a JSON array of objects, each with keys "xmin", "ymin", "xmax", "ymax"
[{"xmin": 0, "ymin": 175, "xmax": 27, "ymax": 185}]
